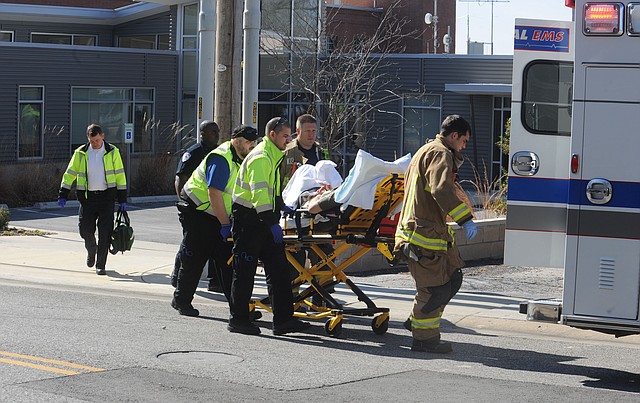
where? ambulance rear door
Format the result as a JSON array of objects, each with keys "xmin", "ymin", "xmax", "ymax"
[
  {"xmin": 562, "ymin": 1, "xmax": 640, "ymax": 331},
  {"xmin": 504, "ymin": 19, "xmax": 574, "ymax": 268}
]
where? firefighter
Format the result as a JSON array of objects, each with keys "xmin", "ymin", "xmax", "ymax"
[
  {"xmin": 280, "ymin": 114, "xmax": 335, "ymax": 301},
  {"xmin": 228, "ymin": 116, "xmax": 311, "ymax": 336},
  {"xmin": 171, "ymin": 125, "xmax": 259, "ymax": 316},
  {"xmin": 57, "ymin": 124, "xmax": 127, "ymax": 276},
  {"xmin": 394, "ymin": 115, "xmax": 478, "ymax": 353},
  {"xmin": 171, "ymin": 120, "xmax": 221, "ymax": 291}
]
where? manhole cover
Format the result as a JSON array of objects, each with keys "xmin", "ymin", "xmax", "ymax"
[{"xmin": 157, "ymin": 351, "xmax": 243, "ymax": 365}]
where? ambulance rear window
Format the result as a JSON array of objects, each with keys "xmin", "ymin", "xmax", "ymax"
[{"xmin": 522, "ymin": 61, "xmax": 573, "ymax": 136}]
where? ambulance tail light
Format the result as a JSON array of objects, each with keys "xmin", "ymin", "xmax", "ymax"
[
  {"xmin": 566, "ymin": 0, "xmax": 575, "ymax": 8},
  {"xmin": 583, "ymin": 3, "xmax": 624, "ymax": 35}
]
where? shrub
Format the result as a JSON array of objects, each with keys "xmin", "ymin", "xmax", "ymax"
[
  {"xmin": 2, "ymin": 164, "xmax": 61, "ymax": 207},
  {"xmin": 0, "ymin": 206, "xmax": 9, "ymax": 230},
  {"xmin": 459, "ymin": 164, "xmax": 507, "ymax": 219},
  {"xmin": 132, "ymin": 153, "xmax": 175, "ymax": 197}
]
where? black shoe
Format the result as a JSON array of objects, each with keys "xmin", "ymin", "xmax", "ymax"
[
  {"xmin": 403, "ymin": 317, "xmax": 412, "ymax": 332},
  {"xmin": 207, "ymin": 280, "xmax": 224, "ymax": 293},
  {"xmin": 249, "ymin": 310, "xmax": 263, "ymax": 321},
  {"xmin": 228, "ymin": 321, "xmax": 261, "ymax": 335},
  {"xmin": 273, "ymin": 319, "xmax": 311, "ymax": 336},
  {"xmin": 87, "ymin": 252, "xmax": 96, "ymax": 268},
  {"xmin": 411, "ymin": 339, "xmax": 452, "ymax": 354},
  {"xmin": 95, "ymin": 267, "xmax": 106, "ymax": 275},
  {"xmin": 171, "ymin": 298, "xmax": 199, "ymax": 317}
]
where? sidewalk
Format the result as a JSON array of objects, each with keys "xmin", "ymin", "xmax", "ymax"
[{"xmin": 5, "ymin": 223, "xmax": 640, "ymax": 343}]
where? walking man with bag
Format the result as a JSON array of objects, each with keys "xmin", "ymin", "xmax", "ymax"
[{"xmin": 58, "ymin": 123, "xmax": 127, "ymax": 276}]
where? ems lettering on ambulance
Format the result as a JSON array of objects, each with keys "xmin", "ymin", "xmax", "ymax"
[{"xmin": 514, "ymin": 26, "xmax": 570, "ymax": 53}]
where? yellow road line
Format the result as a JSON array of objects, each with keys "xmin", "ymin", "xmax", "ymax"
[
  {"xmin": 0, "ymin": 351, "xmax": 104, "ymax": 374},
  {"xmin": 0, "ymin": 357, "xmax": 80, "ymax": 375}
]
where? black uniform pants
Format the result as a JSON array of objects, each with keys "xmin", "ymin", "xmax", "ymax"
[
  {"xmin": 173, "ymin": 205, "xmax": 233, "ymax": 305},
  {"xmin": 230, "ymin": 218, "xmax": 294, "ymax": 326},
  {"xmin": 172, "ymin": 211, "xmax": 217, "ymax": 283},
  {"xmin": 78, "ymin": 191, "xmax": 114, "ymax": 269}
]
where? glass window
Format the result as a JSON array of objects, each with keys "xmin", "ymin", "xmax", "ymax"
[
  {"xmin": 259, "ymin": 53, "xmax": 290, "ymax": 90},
  {"xmin": 158, "ymin": 34, "xmax": 170, "ymax": 50},
  {"xmin": 73, "ymin": 35, "xmax": 96, "ymax": 46},
  {"xmin": 18, "ymin": 86, "xmax": 44, "ymax": 159},
  {"xmin": 72, "ymin": 87, "xmax": 154, "ymax": 153},
  {"xmin": 262, "ymin": 1, "xmax": 292, "ymax": 38},
  {"xmin": 292, "ymin": 0, "xmax": 318, "ymax": 52},
  {"xmin": 119, "ymin": 35, "xmax": 156, "ymax": 50},
  {"xmin": 31, "ymin": 33, "xmax": 96, "ymax": 46},
  {"xmin": 32, "ymin": 33, "xmax": 71, "ymax": 45},
  {"xmin": 522, "ymin": 61, "xmax": 573, "ymax": 135},
  {"xmin": 182, "ymin": 51, "xmax": 197, "ymax": 89},
  {"xmin": 492, "ymin": 97, "xmax": 511, "ymax": 183},
  {"xmin": 402, "ymin": 95, "xmax": 441, "ymax": 155},
  {"xmin": 183, "ymin": 3, "xmax": 198, "ymax": 36},
  {"xmin": 0, "ymin": 31, "xmax": 13, "ymax": 42}
]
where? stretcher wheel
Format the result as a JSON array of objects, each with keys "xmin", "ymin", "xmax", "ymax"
[
  {"xmin": 324, "ymin": 318, "xmax": 343, "ymax": 337},
  {"xmin": 371, "ymin": 315, "xmax": 389, "ymax": 335}
]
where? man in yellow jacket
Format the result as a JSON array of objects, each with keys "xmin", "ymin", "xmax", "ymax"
[
  {"xmin": 171, "ymin": 125, "xmax": 258, "ymax": 317},
  {"xmin": 58, "ymin": 124, "xmax": 127, "ymax": 276},
  {"xmin": 228, "ymin": 116, "xmax": 311, "ymax": 336},
  {"xmin": 394, "ymin": 115, "xmax": 478, "ymax": 353}
]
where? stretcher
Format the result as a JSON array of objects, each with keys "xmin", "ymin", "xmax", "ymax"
[{"xmin": 251, "ymin": 173, "xmax": 404, "ymax": 337}]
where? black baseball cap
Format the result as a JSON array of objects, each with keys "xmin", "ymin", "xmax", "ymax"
[{"xmin": 232, "ymin": 125, "xmax": 259, "ymax": 141}]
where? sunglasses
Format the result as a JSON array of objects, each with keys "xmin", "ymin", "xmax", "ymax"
[{"xmin": 273, "ymin": 116, "xmax": 288, "ymax": 131}]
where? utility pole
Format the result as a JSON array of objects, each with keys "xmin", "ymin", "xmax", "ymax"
[
  {"xmin": 459, "ymin": 0, "xmax": 509, "ymax": 55},
  {"xmin": 196, "ymin": 0, "xmax": 216, "ymax": 141},
  {"xmin": 214, "ymin": 0, "xmax": 234, "ymax": 140},
  {"xmin": 231, "ymin": 0, "xmax": 243, "ymax": 130},
  {"xmin": 242, "ymin": 0, "xmax": 260, "ymax": 127}
]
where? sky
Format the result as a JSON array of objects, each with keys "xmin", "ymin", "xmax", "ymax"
[{"xmin": 455, "ymin": 0, "xmax": 574, "ymax": 54}]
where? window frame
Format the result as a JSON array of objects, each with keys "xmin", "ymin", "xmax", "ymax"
[
  {"xmin": 401, "ymin": 94, "xmax": 442, "ymax": 155},
  {"xmin": 0, "ymin": 30, "xmax": 14, "ymax": 42},
  {"xmin": 30, "ymin": 32, "xmax": 97, "ymax": 46},
  {"xmin": 521, "ymin": 60, "xmax": 573, "ymax": 136},
  {"xmin": 18, "ymin": 85, "xmax": 45, "ymax": 160},
  {"xmin": 70, "ymin": 86, "xmax": 156, "ymax": 155}
]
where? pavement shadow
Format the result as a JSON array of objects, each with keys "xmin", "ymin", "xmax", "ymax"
[{"xmin": 253, "ymin": 321, "xmax": 639, "ymax": 394}]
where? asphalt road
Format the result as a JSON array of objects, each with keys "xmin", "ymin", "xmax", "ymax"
[{"xmin": 2, "ymin": 202, "xmax": 640, "ymax": 401}]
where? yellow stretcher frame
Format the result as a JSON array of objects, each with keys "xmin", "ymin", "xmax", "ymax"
[{"xmin": 251, "ymin": 174, "xmax": 404, "ymax": 337}]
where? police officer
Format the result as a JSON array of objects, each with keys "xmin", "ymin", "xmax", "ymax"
[
  {"xmin": 228, "ymin": 117, "xmax": 311, "ymax": 336},
  {"xmin": 171, "ymin": 125, "xmax": 259, "ymax": 316},
  {"xmin": 57, "ymin": 124, "xmax": 127, "ymax": 276},
  {"xmin": 394, "ymin": 115, "xmax": 478, "ymax": 353},
  {"xmin": 171, "ymin": 120, "xmax": 220, "ymax": 290}
]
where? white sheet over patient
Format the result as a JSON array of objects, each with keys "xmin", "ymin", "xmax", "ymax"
[
  {"xmin": 333, "ymin": 150, "xmax": 411, "ymax": 211},
  {"xmin": 282, "ymin": 161, "xmax": 343, "ymax": 209}
]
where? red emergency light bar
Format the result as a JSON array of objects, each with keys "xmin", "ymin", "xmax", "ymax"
[{"xmin": 566, "ymin": 0, "xmax": 575, "ymax": 7}]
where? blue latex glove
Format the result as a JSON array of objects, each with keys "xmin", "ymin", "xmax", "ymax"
[
  {"xmin": 269, "ymin": 223, "xmax": 283, "ymax": 244},
  {"xmin": 57, "ymin": 198, "xmax": 66, "ymax": 208},
  {"xmin": 220, "ymin": 224, "xmax": 232, "ymax": 240},
  {"xmin": 119, "ymin": 202, "xmax": 127, "ymax": 212},
  {"xmin": 462, "ymin": 221, "xmax": 478, "ymax": 240}
]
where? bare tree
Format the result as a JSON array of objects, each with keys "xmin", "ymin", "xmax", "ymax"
[{"xmin": 261, "ymin": 0, "xmax": 421, "ymax": 167}]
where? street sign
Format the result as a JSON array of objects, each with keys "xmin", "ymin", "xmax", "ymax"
[{"xmin": 124, "ymin": 123, "xmax": 134, "ymax": 144}]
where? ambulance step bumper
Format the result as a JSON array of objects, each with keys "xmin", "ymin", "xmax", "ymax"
[{"xmin": 519, "ymin": 299, "xmax": 562, "ymax": 322}]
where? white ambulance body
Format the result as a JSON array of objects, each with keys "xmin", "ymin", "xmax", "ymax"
[{"xmin": 506, "ymin": 1, "xmax": 640, "ymax": 336}]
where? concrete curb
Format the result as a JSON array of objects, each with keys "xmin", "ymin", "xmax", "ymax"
[{"xmin": 34, "ymin": 195, "xmax": 178, "ymax": 211}]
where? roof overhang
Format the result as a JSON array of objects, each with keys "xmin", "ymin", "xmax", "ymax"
[
  {"xmin": 444, "ymin": 83, "xmax": 512, "ymax": 96},
  {"xmin": 0, "ymin": 2, "xmax": 169, "ymax": 25}
]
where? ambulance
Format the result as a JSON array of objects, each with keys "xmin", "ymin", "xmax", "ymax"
[{"xmin": 505, "ymin": 0, "xmax": 640, "ymax": 336}]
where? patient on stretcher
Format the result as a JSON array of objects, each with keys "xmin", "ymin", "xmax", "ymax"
[{"xmin": 281, "ymin": 150, "xmax": 410, "ymax": 229}]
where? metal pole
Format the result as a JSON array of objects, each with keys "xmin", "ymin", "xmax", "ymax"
[
  {"xmin": 215, "ymin": 0, "xmax": 233, "ymax": 139},
  {"xmin": 433, "ymin": 0, "xmax": 438, "ymax": 53},
  {"xmin": 242, "ymin": 0, "xmax": 260, "ymax": 127},
  {"xmin": 197, "ymin": 0, "xmax": 216, "ymax": 141}
]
